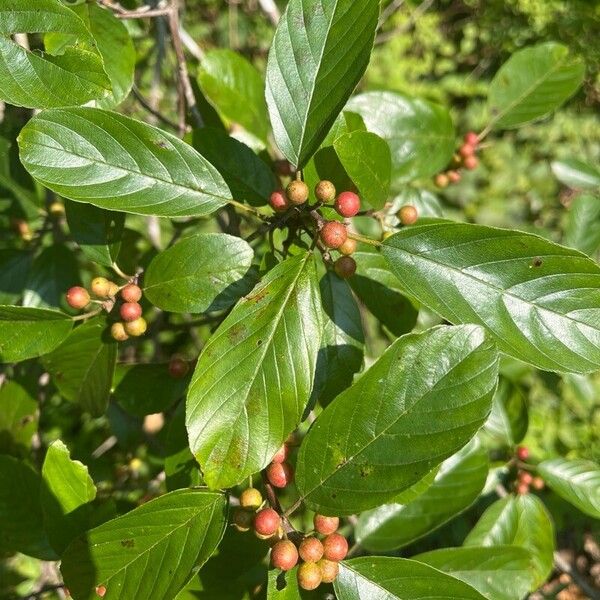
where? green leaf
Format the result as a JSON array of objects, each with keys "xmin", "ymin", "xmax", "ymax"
[
  {"xmin": 18, "ymin": 108, "xmax": 231, "ymax": 217},
  {"xmin": 488, "ymin": 42, "xmax": 585, "ymax": 130},
  {"xmin": 165, "ymin": 403, "xmax": 202, "ymax": 491},
  {"xmin": 483, "ymin": 377, "xmax": 528, "ymax": 446},
  {"xmin": 348, "ymin": 91, "xmax": 455, "ymax": 185},
  {"xmin": 186, "ymin": 253, "xmax": 322, "ymax": 489},
  {"xmin": 464, "ymin": 495, "xmax": 555, "ymax": 589},
  {"xmin": 349, "ymin": 250, "xmax": 418, "ymax": 337},
  {"xmin": 192, "ymin": 128, "xmax": 278, "ymax": 206},
  {"xmin": 42, "ymin": 319, "xmax": 117, "ymax": 417},
  {"xmin": 414, "ymin": 546, "xmax": 534, "ymax": 600},
  {"xmin": 563, "ymin": 194, "xmax": 600, "ymax": 256},
  {"xmin": 552, "ymin": 159, "xmax": 600, "ymax": 191},
  {"xmin": 0, "ymin": 306, "xmax": 73, "ymax": 363},
  {"xmin": 538, "ymin": 458, "xmax": 600, "ymax": 518},
  {"xmin": 0, "ymin": 249, "xmax": 32, "ymax": 304},
  {"xmin": 0, "ymin": 380, "xmax": 37, "ymax": 456},
  {"xmin": 144, "ymin": 233, "xmax": 255, "ymax": 314},
  {"xmin": 266, "ymin": 0, "xmax": 380, "ymax": 168},
  {"xmin": 295, "ymin": 325, "xmax": 498, "ymax": 515},
  {"xmin": 392, "ymin": 467, "xmax": 439, "ymax": 505},
  {"xmin": 198, "ymin": 49, "xmax": 269, "ymax": 142},
  {"xmin": 392, "ymin": 188, "xmax": 444, "ymax": 218},
  {"xmin": 355, "ymin": 439, "xmax": 489, "ymax": 551},
  {"xmin": 61, "ymin": 489, "xmax": 227, "ymax": 600},
  {"xmin": 41, "ymin": 440, "xmax": 96, "ymax": 555},
  {"xmin": 333, "ymin": 131, "xmax": 391, "ymax": 210},
  {"xmin": 0, "ymin": 455, "xmax": 56, "ymax": 560},
  {"xmin": 113, "ymin": 363, "xmax": 190, "ymax": 417},
  {"xmin": 334, "ymin": 557, "xmax": 487, "ymax": 600},
  {"xmin": 0, "ymin": 0, "xmax": 111, "ymax": 108},
  {"xmin": 23, "ymin": 245, "xmax": 80, "ymax": 309},
  {"xmin": 312, "ymin": 272, "xmax": 364, "ymax": 407},
  {"xmin": 382, "ymin": 221, "xmax": 600, "ymax": 373},
  {"xmin": 66, "ymin": 201, "xmax": 125, "ymax": 268}
]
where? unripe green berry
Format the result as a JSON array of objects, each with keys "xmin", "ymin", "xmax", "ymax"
[
  {"xmin": 66, "ymin": 286, "xmax": 90, "ymax": 310},
  {"xmin": 299, "ymin": 537, "xmax": 324, "ymax": 563},
  {"xmin": 271, "ymin": 540, "xmax": 299, "ymax": 571},
  {"xmin": 266, "ymin": 461, "xmax": 294, "ymax": 488},
  {"xmin": 124, "ymin": 317, "xmax": 147, "ymax": 337},
  {"xmin": 91, "ymin": 277, "xmax": 112, "ymax": 298},
  {"xmin": 286, "ymin": 180, "xmax": 309, "ymax": 206},
  {"xmin": 233, "ymin": 508, "xmax": 254, "ymax": 532},
  {"xmin": 397, "ymin": 205, "xmax": 418, "ymax": 226},
  {"xmin": 314, "ymin": 514, "xmax": 339, "ymax": 536},
  {"xmin": 297, "ymin": 562, "xmax": 322, "ymax": 591},
  {"xmin": 121, "ymin": 284, "xmax": 142, "ymax": 303},
  {"xmin": 322, "ymin": 533, "xmax": 348, "ymax": 561},
  {"xmin": 334, "ymin": 191, "xmax": 360, "ymax": 218},
  {"xmin": 240, "ymin": 487, "xmax": 263, "ymax": 510},
  {"xmin": 334, "ymin": 256, "xmax": 356, "ymax": 279},
  {"xmin": 318, "ymin": 559, "xmax": 339, "ymax": 584},
  {"xmin": 315, "ymin": 180, "xmax": 336, "ymax": 203},
  {"xmin": 338, "ymin": 237, "xmax": 357, "ymax": 256},
  {"xmin": 120, "ymin": 302, "xmax": 142, "ymax": 322},
  {"xmin": 111, "ymin": 322, "xmax": 129, "ymax": 342},
  {"xmin": 254, "ymin": 508, "xmax": 281, "ymax": 537},
  {"xmin": 320, "ymin": 221, "xmax": 347, "ymax": 249}
]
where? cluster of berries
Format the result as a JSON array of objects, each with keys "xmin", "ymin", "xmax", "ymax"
[
  {"xmin": 270, "ymin": 180, "xmax": 362, "ymax": 280},
  {"xmin": 435, "ymin": 132, "xmax": 480, "ymax": 188},
  {"xmin": 65, "ymin": 277, "xmax": 147, "ymax": 341},
  {"xmin": 515, "ymin": 446, "xmax": 544, "ymax": 494}
]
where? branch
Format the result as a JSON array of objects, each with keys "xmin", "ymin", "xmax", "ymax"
[{"xmin": 132, "ymin": 85, "xmax": 180, "ymax": 131}]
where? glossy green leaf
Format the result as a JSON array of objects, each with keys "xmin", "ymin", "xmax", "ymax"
[
  {"xmin": 296, "ymin": 325, "xmax": 498, "ymax": 515},
  {"xmin": 392, "ymin": 188, "xmax": 444, "ymax": 218},
  {"xmin": 322, "ymin": 110, "xmax": 367, "ymax": 147},
  {"xmin": 356, "ymin": 439, "xmax": 489, "ymax": 551},
  {"xmin": 392, "ymin": 467, "xmax": 439, "ymax": 505},
  {"xmin": 348, "ymin": 91, "xmax": 455, "ymax": 185},
  {"xmin": 464, "ymin": 495, "xmax": 555, "ymax": 588},
  {"xmin": 144, "ymin": 233, "xmax": 255, "ymax": 314},
  {"xmin": 18, "ymin": 108, "xmax": 231, "ymax": 217},
  {"xmin": 266, "ymin": 0, "xmax": 379, "ymax": 168},
  {"xmin": 538, "ymin": 458, "xmax": 600, "ymax": 518},
  {"xmin": 0, "ymin": 250, "xmax": 32, "ymax": 304},
  {"xmin": 0, "ymin": 380, "xmax": 37, "ymax": 456},
  {"xmin": 42, "ymin": 319, "xmax": 117, "ymax": 417},
  {"xmin": 334, "ymin": 557, "xmax": 486, "ymax": 600},
  {"xmin": 563, "ymin": 194, "xmax": 600, "ymax": 256},
  {"xmin": 41, "ymin": 440, "xmax": 96, "ymax": 555},
  {"xmin": 165, "ymin": 403, "xmax": 202, "ymax": 491},
  {"xmin": 61, "ymin": 489, "xmax": 227, "ymax": 600},
  {"xmin": 0, "ymin": 455, "xmax": 56, "ymax": 560},
  {"xmin": 0, "ymin": 0, "xmax": 111, "ymax": 108},
  {"xmin": 382, "ymin": 221, "xmax": 600, "ymax": 373},
  {"xmin": 414, "ymin": 546, "xmax": 533, "ymax": 600},
  {"xmin": 488, "ymin": 43, "xmax": 585, "ymax": 129},
  {"xmin": 198, "ymin": 49, "xmax": 268, "ymax": 142},
  {"xmin": 483, "ymin": 377, "xmax": 528, "ymax": 446},
  {"xmin": 192, "ymin": 128, "xmax": 278, "ymax": 206},
  {"xmin": 349, "ymin": 250, "xmax": 418, "ymax": 337},
  {"xmin": 66, "ymin": 201, "xmax": 125, "ymax": 268},
  {"xmin": 113, "ymin": 363, "xmax": 190, "ymax": 417},
  {"xmin": 23, "ymin": 245, "xmax": 80, "ymax": 309},
  {"xmin": 187, "ymin": 253, "xmax": 322, "ymax": 489},
  {"xmin": 312, "ymin": 272, "xmax": 364, "ymax": 407},
  {"xmin": 552, "ymin": 159, "xmax": 600, "ymax": 191},
  {"xmin": 334, "ymin": 131, "xmax": 391, "ymax": 210},
  {"xmin": 0, "ymin": 306, "xmax": 73, "ymax": 363}
]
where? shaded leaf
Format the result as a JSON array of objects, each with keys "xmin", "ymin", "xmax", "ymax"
[
  {"xmin": 0, "ymin": 380, "xmax": 37, "ymax": 456},
  {"xmin": 552, "ymin": 159, "xmax": 600, "ymax": 191},
  {"xmin": 483, "ymin": 376, "xmax": 528, "ymax": 446},
  {"xmin": 0, "ymin": 250, "xmax": 32, "ymax": 304},
  {"xmin": 165, "ymin": 403, "xmax": 202, "ymax": 491}
]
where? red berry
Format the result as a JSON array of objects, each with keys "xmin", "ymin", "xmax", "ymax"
[
  {"xmin": 111, "ymin": 322, "xmax": 129, "ymax": 342},
  {"xmin": 334, "ymin": 191, "xmax": 360, "ymax": 218},
  {"xmin": 519, "ymin": 471, "xmax": 533, "ymax": 485},
  {"xmin": 463, "ymin": 156, "xmax": 479, "ymax": 170},
  {"xmin": 240, "ymin": 487, "xmax": 263, "ymax": 510},
  {"xmin": 254, "ymin": 508, "xmax": 281, "ymax": 537},
  {"xmin": 275, "ymin": 160, "xmax": 292, "ymax": 176},
  {"xmin": 338, "ymin": 237, "xmax": 357, "ymax": 256},
  {"xmin": 320, "ymin": 221, "xmax": 347, "ymax": 249},
  {"xmin": 532, "ymin": 477, "xmax": 545, "ymax": 491},
  {"xmin": 121, "ymin": 284, "xmax": 142, "ymax": 303},
  {"xmin": 297, "ymin": 562, "xmax": 322, "ymax": 591},
  {"xmin": 464, "ymin": 132, "xmax": 479, "ymax": 146},
  {"xmin": 459, "ymin": 143, "xmax": 475, "ymax": 158},
  {"xmin": 120, "ymin": 302, "xmax": 142, "ymax": 322},
  {"xmin": 318, "ymin": 559, "xmax": 340, "ymax": 584},
  {"xmin": 447, "ymin": 170, "xmax": 461, "ymax": 184},
  {"xmin": 315, "ymin": 180, "xmax": 336, "ymax": 203},
  {"xmin": 266, "ymin": 462, "xmax": 294, "ymax": 488},
  {"xmin": 91, "ymin": 277, "xmax": 112, "ymax": 298},
  {"xmin": 314, "ymin": 514, "xmax": 339, "ymax": 535},
  {"xmin": 270, "ymin": 190, "xmax": 289, "ymax": 213},
  {"xmin": 516, "ymin": 446, "xmax": 529, "ymax": 461},
  {"xmin": 233, "ymin": 508, "xmax": 254, "ymax": 532},
  {"xmin": 435, "ymin": 173, "xmax": 449, "ymax": 188},
  {"xmin": 168, "ymin": 355, "xmax": 189, "ymax": 379},
  {"xmin": 516, "ymin": 482, "xmax": 529, "ymax": 495},
  {"xmin": 397, "ymin": 205, "xmax": 419, "ymax": 226},
  {"xmin": 124, "ymin": 317, "xmax": 147, "ymax": 337},
  {"xmin": 322, "ymin": 533, "xmax": 348, "ymax": 561},
  {"xmin": 334, "ymin": 256, "xmax": 356, "ymax": 279},
  {"xmin": 96, "ymin": 586, "xmax": 107, "ymax": 598},
  {"xmin": 271, "ymin": 540, "xmax": 299, "ymax": 571},
  {"xmin": 299, "ymin": 537, "xmax": 324, "ymax": 563},
  {"xmin": 286, "ymin": 180, "xmax": 309, "ymax": 206},
  {"xmin": 272, "ymin": 444, "xmax": 289, "ymax": 464},
  {"xmin": 66, "ymin": 286, "xmax": 90, "ymax": 309}
]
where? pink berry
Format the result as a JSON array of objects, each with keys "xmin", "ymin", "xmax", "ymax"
[{"xmin": 334, "ymin": 191, "xmax": 360, "ymax": 218}]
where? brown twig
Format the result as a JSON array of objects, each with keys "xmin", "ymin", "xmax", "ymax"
[{"xmin": 132, "ymin": 86, "xmax": 179, "ymax": 131}]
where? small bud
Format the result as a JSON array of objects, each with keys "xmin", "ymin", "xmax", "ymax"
[
  {"xmin": 297, "ymin": 562, "xmax": 322, "ymax": 591},
  {"xmin": 66, "ymin": 286, "xmax": 90, "ymax": 310},
  {"xmin": 111, "ymin": 322, "xmax": 129, "ymax": 342},
  {"xmin": 286, "ymin": 180, "xmax": 309, "ymax": 206},
  {"xmin": 315, "ymin": 180, "xmax": 336, "ymax": 203},
  {"xmin": 240, "ymin": 487, "xmax": 263, "ymax": 510},
  {"xmin": 397, "ymin": 205, "xmax": 418, "ymax": 226},
  {"xmin": 334, "ymin": 256, "xmax": 357, "ymax": 279},
  {"xmin": 124, "ymin": 317, "xmax": 147, "ymax": 337},
  {"xmin": 121, "ymin": 284, "xmax": 142, "ymax": 303}
]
